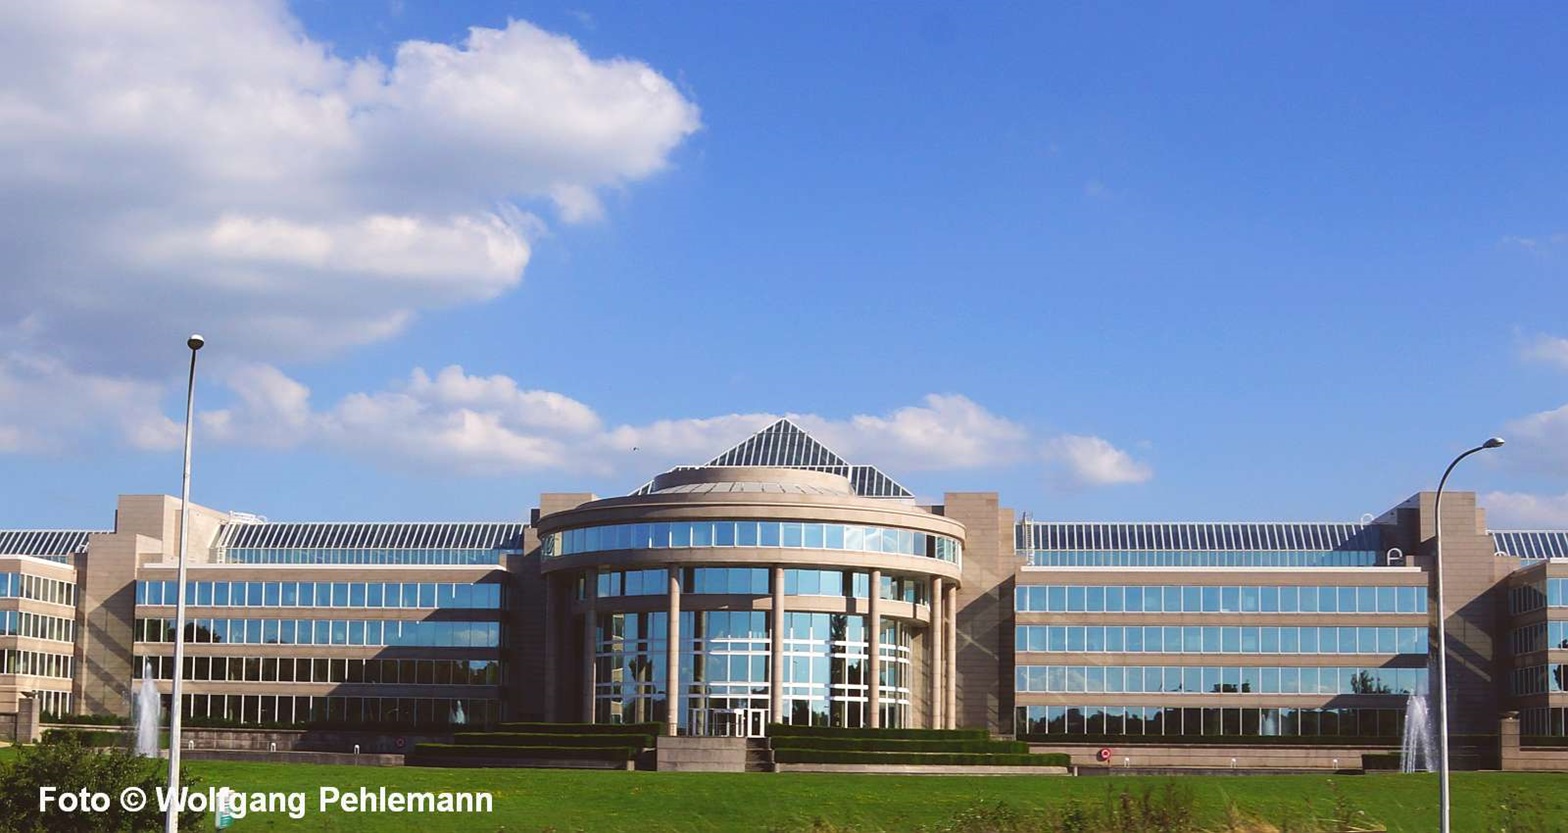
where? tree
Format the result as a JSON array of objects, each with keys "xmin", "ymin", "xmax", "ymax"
[{"xmin": 0, "ymin": 733, "xmax": 204, "ymax": 832}]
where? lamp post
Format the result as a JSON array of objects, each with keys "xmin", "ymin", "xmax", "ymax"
[
  {"xmin": 164, "ymin": 334, "xmax": 204, "ymax": 833},
  {"xmin": 1432, "ymin": 436, "xmax": 1504, "ymax": 833}
]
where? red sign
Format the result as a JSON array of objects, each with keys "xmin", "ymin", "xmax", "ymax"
[{"xmin": 1097, "ymin": 747, "xmax": 1113, "ymax": 762}]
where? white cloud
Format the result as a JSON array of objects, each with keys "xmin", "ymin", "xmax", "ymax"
[
  {"xmin": 1042, "ymin": 434, "xmax": 1154, "ymax": 489},
  {"xmin": 1503, "ymin": 403, "xmax": 1568, "ymax": 476},
  {"xmin": 1484, "ymin": 491, "xmax": 1568, "ymax": 528},
  {"xmin": 798, "ymin": 395, "xmax": 1031, "ymax": 471},
  {"xmin": 182, "ymin": 366, "xmax": 1149, "ymax": 489},
  {"xmin": 1522, "ymin": 334, "xmax": 1568, "ymax": 371},
  {"xmin": 0, "ymin": 1, "xmax": 699, "ymax": 390},
  {"xmin": 0, "ymin": 354, "xmax": 180, "ymax": 454}
]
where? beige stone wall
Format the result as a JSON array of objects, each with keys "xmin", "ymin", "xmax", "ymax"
[{"xmin": 941, "ymin": 493, "xmax": 1014, "ymax": 735}]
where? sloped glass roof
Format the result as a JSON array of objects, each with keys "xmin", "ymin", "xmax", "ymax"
[
  {"xmin": 217, "ymin": 522, "xmax": 526, "ymax": 551},
  {"xmin": 1017, "ymin": 521, "xmax": 1382, "ymax": 552},
  {"xmin": 0, "ymin": 530, "xmax": 98, "ymax": 557},
  {"xmin": 1492, "ymin": 531, "xmax": 1568, "ymax": 560},
  {"xmin": 633, "ymin": 418, "xmax": 914, "ymax": 499}
]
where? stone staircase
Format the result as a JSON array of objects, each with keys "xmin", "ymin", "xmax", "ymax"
[{"xmin": 745, "ymin": 737, "xmax": 774, "ymax": 772}]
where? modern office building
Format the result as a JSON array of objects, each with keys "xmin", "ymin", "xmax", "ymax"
[{"xmin": 3, "ymin": 419, "xmax": 1567, "ymax": 768}]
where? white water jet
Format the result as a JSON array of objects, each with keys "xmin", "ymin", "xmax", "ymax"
[
  {"xmin": 1401, "ymin": 662, "xmax": 1436, "ymax": 773},
  {"xmin": 135, "ymin": 659, "xmax": 161, "ymax": 757},
  {"xmin": 452, "ymin": 701, "xmax": 467, "ymax": 726}
]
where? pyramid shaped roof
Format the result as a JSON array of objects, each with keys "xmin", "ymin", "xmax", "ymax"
[{"xmin": 633, "ymin": 418, "xmax": 913, "ymax": 499}]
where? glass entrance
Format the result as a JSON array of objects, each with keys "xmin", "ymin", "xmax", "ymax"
[{"xmin": 696, "ymin": 707, "xmax": 768, "ymax": 737}]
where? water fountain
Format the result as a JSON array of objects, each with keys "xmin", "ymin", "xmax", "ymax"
[
  {"xmin": 452, "ymin": 701, "xmax": 467, "ymax": 726},
  {"xmin": 1400, "ymin": 661, "xmax": 1436, "ymax": 773},
  {"xmin": 135, "ymin": 659, "xmax": 161, "ymax": 758}
]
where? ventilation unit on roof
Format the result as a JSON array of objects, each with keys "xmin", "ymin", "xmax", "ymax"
[{"xmin": 227, "ymin": 512, "xmax": 268, "ymax": 525}]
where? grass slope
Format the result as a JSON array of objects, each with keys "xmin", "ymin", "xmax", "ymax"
[{"xmin": 171, "ymin": 761, "xmax": 1568, "ymax": 833}]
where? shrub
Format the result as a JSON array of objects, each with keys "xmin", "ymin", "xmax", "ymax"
[
  {"xmin": 767, "ymin": 724, "xmax": 990, "ymax": 741},
  {"xmin": 770, "ymin": 736, "xmax": 1029, "ymax": 754},
  {"xmin": 0, "ymin": 733, "xmax": 204, "ymax": 832},
  {"xmin": 407, "ymin": 743, "xmax": 635, "ymax": 764},
  {"xmin": 40, "ymin": 714, "xmax": 128, "ymax": 727},
  {"xmin": 450, "ymin": 732, "xmax": 653, "ymax": 749},
  {"xmin": 495, "ymin": 722, "xmax": 663, "ymax": 736},
  {"xmin": 772, "ymin": 749, "xmax": 1068, "ymax": 767}
]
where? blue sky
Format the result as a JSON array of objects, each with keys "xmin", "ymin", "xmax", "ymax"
[{"xmin": 2, "ymin": 2, "xmax": 1566, "ymax": 529}]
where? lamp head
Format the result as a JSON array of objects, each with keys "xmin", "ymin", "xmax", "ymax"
[
  {"xmin": 1483, "ymin": 437, "xmax": 1505, "ymax": 449},
  {"xmin": 187, "ymin": 334, "xmax": 205, "ymax": 351}
]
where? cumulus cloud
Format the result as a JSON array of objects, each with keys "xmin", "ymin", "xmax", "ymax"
[
  {"xmin": 1521, "ymin": 334, "xmax": 1568, "ymax": 371},
  {"xmin": 1042, "ymin": 434, "xmax": 1154, "ymax": 490},
  {"xmin": 187, "ymin": 365, "xmax": 1150, "ymax": 488},
  {"xmin": 1484, "ymin": 491, "xmax": 1568, "ymax": 528},
  {"xmin": 0, "ymin": 354, "xmax": 180, "ymax": 454},
  {"xmin": 798, "ymin": 395, "xmax": 1032, "ymax": 471},
  {"xmin": 1502, "ymin": 403, "xmax": 1568, "ymax": 476},
  {"xmin": 0, "ymin": 1, "xmax": 699, "ymax": 405}
]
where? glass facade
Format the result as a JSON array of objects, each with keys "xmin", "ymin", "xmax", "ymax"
[
  {"xmin": 544, "ymin": 520, "xmax": 960, "ymax": 564},
  {"xmin": 1, "ymin": 648, "xmax": 73, "ymax": 678},
  {"xmin": 1016, "ymin": 664, "xmax": 1425, "ymax": 695},
  {"xmin": 1521, "ymin": 707, "xmax": 1568, "ymax": 736},
  {"xmin": 156, "ymin": 692, "xmax": 498, "ymax": 728},
  {"xmin": 1015, "ymin": 584, "xmax": 1426, "ymax": 614},
  {"xmin": 592, "ymin": 609, "xmax": 912, "ymax": 733},
  {"xmin": 0, "ymin": 610, "xmax": 76, "ymax": 642},
  {"xmin": 1510, "ymin": 621, "xmax": 1568, "ymax": 654},
  {"xmin": 1510, "ymin": 578, "xmax": 1568, "ymax": 614},
  {"xmin": 1510, "ymin": 665, "xmax": 1568, "ymax": 696},
  {"xmin": 135, "ymin": 655, "xmax": 501, "ymax": 686},
  {"xmin": 1016, "ymin": 625, "xmax": 1425, "ymax": 655},
  {"xmin": 1017, "ymin": 705, "xmax": 1405, "ymax": 737},
  {"xmin": 136, "ymin": 580, "xmax": 501, "ymax": 609},
  {"xmin": 134, "ymin": 617, "xmax": 501, "ymax": 648},
  {"xmin": 0, "ymin": 572, "xmax": 76, "ymax": 605}
]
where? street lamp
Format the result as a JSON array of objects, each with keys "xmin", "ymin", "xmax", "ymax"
[
  {"xmin": 165, "ymin": 334, "xmax": 204, "ymax": 833},
  {"xmin": 1432, "ymin": 436, "xmax": 1504, "ymax": 833}
]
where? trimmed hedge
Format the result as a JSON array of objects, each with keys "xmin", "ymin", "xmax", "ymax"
[
  {"xmin": 42, "ymin": 728, "xmax": 126, "ymax": 747},
  {"xmin": 452, "ymin": 732, "xmax": 653, "ymax": 749},
  {"xmin": 41, "ymin": 713, "xmax": 127, "ymax": 727},
  {"xmin": 409, "ymin": 743, "xmax": 635, "ymax": 763},
  {"xmin": 1362, "ymin": 753, "xmax": 1402, "ymax": 771},
  {"xmin": 773, "ymin": 749, "xmax": 1069, "ymax": 767},
  {"xmin": 770, "ymin": 736, "xmax": 1028, "ymax": 754},
  {"xmin": 1017, "ymin": 733, "xmax": 1405, "ymax": 747},
  {"xmin": 767, "ymin": 724, "xmax": 990, "ymax": 741},
  {"xmin": 496, "ymin": 722, "xmax": 663, "ymax": 736}
]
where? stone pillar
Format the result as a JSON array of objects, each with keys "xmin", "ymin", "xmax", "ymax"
[
  {"xmin": 16, "ymin": 693, "xmax": 40, "ymax": 744},
  {"xmin": 770, "ymin": 566, "xmax": 785, "ymax": 726},
  {"xmin": 543, "ymin": 574, "xmax": 559, "ymax": 722},
  {"xmin": 581, "ymin": 568, "xmax": 597, "ymax": 723},
  {"xmin": 930, "ymin": 577, "xmax": 944, "ymax": 729},
  {"xmin": 665, "ymin": 566, "xmax": 682, "ymax": 737},
  {"xmin": 1500, "ymin": 710, "xmax": 1521, "ymax": 771},
  {"xmin": 867, "ymin": 569, "xmax": 882, "ymax": 729},
  {"xmin": 945, "ymin": 582, "xmax": 958, "ymax": 729}
]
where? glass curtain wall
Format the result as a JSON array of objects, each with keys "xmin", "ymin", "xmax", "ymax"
[{"xmin": 593, "ymin": 609, "xmax": 914, "ymax": 734}]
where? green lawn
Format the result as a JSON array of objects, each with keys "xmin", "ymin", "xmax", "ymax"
[{"xmin": 162, "ymin": 761, "xmax": 1568, "ymax": 832}]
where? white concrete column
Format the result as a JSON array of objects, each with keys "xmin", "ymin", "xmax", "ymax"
[
  {"xmin": 665, "ymin": 566, "xmax": 682, "ymax": 737},
  {"xmin": 945, "ymin": 582, "xmax": 958, "ymax": 729},
  {"xmin": 930, "ymin": 576, "xmax": 944, "ymax": 729},
  {"xmin": 581, "ymin": 568, "xmax": 597, "ymax": 723},
  {"xmin": 770, "ymin": 566, "xmax": 785, "ymax": 725},
  {"xmin": 867, "ymin": 569, "xmax": 882, "ymax": 729}
]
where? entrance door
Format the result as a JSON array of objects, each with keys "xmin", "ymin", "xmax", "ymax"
[{"xmin": 748, "ymin": 709, "xmax": 766, "ymax": 738}]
